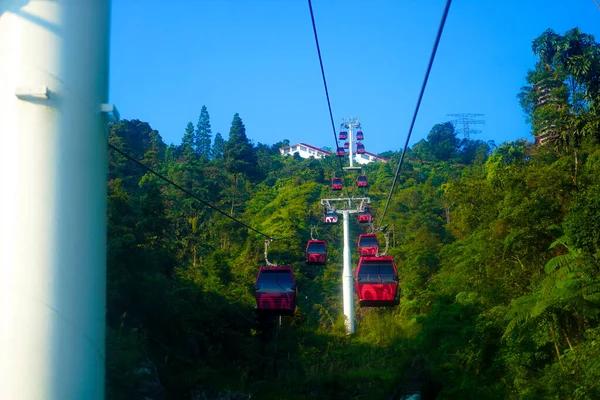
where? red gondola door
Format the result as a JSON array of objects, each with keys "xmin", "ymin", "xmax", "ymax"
[
  {"xmin": 254, "ymin": 266, "xmax": 297, "ymax": 315},
  {"xmin": 306, "ymin": 240, "xmax": 327, "ymax": 265},
  {"xmin": 357, "ymin": 175, "xmax": 367, "ymax": 188},
  {"xmin": 332, "ymin": 177, "xmax": 343, "ymax": 191},
  {"xmin": 355, "ymin": 256, "xmax": 399, "ymax": 307},
  {"xmin": 323, "ymin": 210, "xmax": 338, "ymax": 224},
  {"xmin": 358, "ymin": 234, "xmax": 379, "ymax": 256},
  {"xmin": 357, "ymin": 207, "xmax": 372, "ymax": 223}
]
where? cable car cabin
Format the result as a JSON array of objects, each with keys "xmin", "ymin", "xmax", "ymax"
[
  {"xmin": 356, "ymin": 130, "xmax": 364, "ymax": 140},
  {"xmin": 356, "ymin": 143, "xmax": 365, "ymax": 154},
  {"xmin": 357, "ymin": 175, "xmax": 368, "ymax": 188},
  {"xmin": 332, "ymin": 177, "xmax": 343, "ymax": 191},
  {"xmin": 355, "ymin": 256, "xmax": 399, "ymax": 307},
  {"xmin": 344, "ymin": 142, "xmax": 349, "ymax": 150},
  {"xmin": 254, "ymin": 266, "xmax": 297, "ymax": 316},
  {"xmin": 358, "ymin": 234, "xmax": 379, "ymax": 256},
  {"xmin": 336, "ymin": 147, "xmax": 345, "ymax": 157},
  {"xmin": 339, "ymin": 131, "xmax": 348, "ymax": 140},
  {"xmin": 306, "ymin": 239, "xmax": 327, "ymax": 265},
  {"xmin": 323, "ymin": 210, "xmax": 338, "ymax": 224},
  {"xmin": 357, "ymin": 207, "xmax": 372, "ymax": 223}
]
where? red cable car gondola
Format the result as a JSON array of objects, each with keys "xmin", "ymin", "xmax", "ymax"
[
  {"xmin": 357, "ymin": 175, "xmax": 368, "ymax": 188},
  {"xmin": 344, "ymin": 142, "xmax": 349, "ymax": 150},
  {"xmin": 339, "ymin": 131, "xmax": 348, "ymax": 140},
  {"xmin": 356, "ymin": 130, "xmax": 364, "ymax": 140},
  {"xmin": 323, "ymin": 209, "xmax": 338, "ymax": 224},
  {"xmin": 306, "ymin": 240, "xmax": 327, "ymax": 265},
  {"xmin": 332, "ymin": 177, "xmax": 342, "ymax": 191},
  {"xmin": 254, "ymin": 266, "xmax": 297, "ymax": 315},
  {"xmin": 355, "ymin": 256, "xmax": 399, "ymax": 307},
  {"xmin": 357, "ymin": 207, "xmax": 372, "ymax": 223},
  {"xmin": 358, "ymin": 234, "xmax": 379, "ymax": 256},
  {"xmin": 356, "ymin": 143, "xmax": 365, "ymax": 154},
  {"xmin": 336, "ymin": 146, "xmax": 345, "ymax": 157}
]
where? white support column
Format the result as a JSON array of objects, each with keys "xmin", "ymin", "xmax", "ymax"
[
  {"xmin": 348, "ymin": 123, "xmax": 354, "ymax": 168},
  {"xmin": 0, "ymin": 1, "xmax": 111, "ymax": 399},
  {"xmin": 342, "ymin": 211, "xmax": 355, "ymax": 334}
]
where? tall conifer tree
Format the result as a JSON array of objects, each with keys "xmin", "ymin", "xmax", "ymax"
[
  {"xmin": 195, "ymin": 105, "xmax": 212, "ymax": 160},
  {"xmin": 223, "ymin": 113, "xmax": 258, "ymax": 177},
  {"xmin": 181, "ymin": 121, "xmax": 195, "ymax": 157},
  {"xmin": 212, "ymin": 132, "xmax": 224, "ymax": 160}
]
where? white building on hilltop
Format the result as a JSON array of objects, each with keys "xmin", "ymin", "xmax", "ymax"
[
  {"xmin": 279, "ymin": 143, "xmax": 331, "ymax": 159},
  {"xmin": 279, "ymin": 143, "xmax": 388, "ymax": 164},
  {"xmin": 353, "ymin": 151, "xmax": 389, "ymax": 164}
]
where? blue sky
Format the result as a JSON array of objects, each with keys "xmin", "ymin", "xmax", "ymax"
[{"xmin": 109, "ymin": 0, "xmax": 600, "ymax": 155}]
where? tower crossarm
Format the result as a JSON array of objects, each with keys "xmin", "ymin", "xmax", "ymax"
[{"xmin": 321, "ymin": 197, "xmax": 370, "ymax": 213}]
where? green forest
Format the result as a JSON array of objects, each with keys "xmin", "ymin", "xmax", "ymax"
[{"xmin": 106, "ymin": 28, "xmax": 600, "ymax": 399}]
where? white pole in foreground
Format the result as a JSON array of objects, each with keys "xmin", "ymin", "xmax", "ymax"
[
  {"xmin": 342, "ymin": 211, "xmax": 355, "ymax": 334},
  {"xmin": 0, "ymin": 1, "xmax": 111, "ymax": 399}
]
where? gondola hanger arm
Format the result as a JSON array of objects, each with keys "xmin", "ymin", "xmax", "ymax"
[
  {"xmin": 380, "ymin": 232, "xmax": 390, "ymax": 256},
  {"xmin": 264, "ymin": 239, "xmax": 277, "ymax": 267}
]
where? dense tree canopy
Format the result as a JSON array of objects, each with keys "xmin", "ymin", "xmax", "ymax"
[
  {"xmin": 519, "ymin": 28, "xmax": 600, "ymax": 149},
  {"xmin": 105, "ymin": 28, "xmax": 600, "ymax": 400}
]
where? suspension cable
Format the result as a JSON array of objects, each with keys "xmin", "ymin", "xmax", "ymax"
[
  {"xmin": 377, "ymin": 0, "xmax": 453, "ymax": 228},
  {"xmin": 307, "ymin": 0, "xmax": 352, "ymax": 197},
  {"xmin": 108, "ymin": 143, "xmax": 284, "ymax": 241}
]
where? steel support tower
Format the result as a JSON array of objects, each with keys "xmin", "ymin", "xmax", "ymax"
[
  {"xmin": 446, "ymin": 113, "xmax": 485, "ymax": 139},
  {"xmin": 320, "ymin": 197, "xmax": 370, "ymax": 334},
  {"xmin": 341, "ymin": 117, "xmax": 362, "ymax": 170}
]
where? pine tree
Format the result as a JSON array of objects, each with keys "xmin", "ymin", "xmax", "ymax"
[
  {"xmin": 181, "ymin": 121, "xmax": 195, "ymax": 158},
  {"xmin": 212, "ymin": 132, "xmax": 224, "ymax": 159},
  {"xmin": 228, "ymin": 113, "xmax": 247, "ymax": 144},
  {"xmin": 141, "ymin": 130, "xmax": 165, "ymax": 170},
  {"xmin": 164, "ymin": 144, "xmax": 178, "ymax": 165},
  {"xmin": 223, "ymin": 113, "xmax": 258, "ymax": 177},
  {"xmin": 195, "ymin": 105, "xmax": 212, "ymax": 160}
]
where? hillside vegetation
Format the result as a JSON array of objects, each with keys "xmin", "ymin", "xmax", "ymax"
[{"xmin": 106, "ymin": 29, "xmax": 600, "ymax": 399}]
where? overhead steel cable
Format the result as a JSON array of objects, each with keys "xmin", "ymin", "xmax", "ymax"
[
  {"xmin": 307, "ymin": 0, "xmax": 352, "ymax": 198},
  {"xmin": 377, "ymin": 0, "xmax": 453, "ymax": 228},
  {"xmin": 108, "ymin": 143, "xmax": 291, "ymax": 241}
]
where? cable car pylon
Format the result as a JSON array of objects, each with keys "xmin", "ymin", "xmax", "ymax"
[
  {"xmin": 320, "ymin": 197, "xmax": 371, "ymax": 334},
  {"xmin": 341, "ymin": 117, "xmax": 362, "ymax": 171}
]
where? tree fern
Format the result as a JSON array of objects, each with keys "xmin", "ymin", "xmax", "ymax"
[
  {"xmin": 505, "ymin": 235, "xmax": 600, "ymax": 338},
  {"xmin": 504, "ymin": 294, "xmax": 541, "ymax": 336},
  {"xmin": 545, "ymin": 252, "xmax": 583, "ymax": 274}
]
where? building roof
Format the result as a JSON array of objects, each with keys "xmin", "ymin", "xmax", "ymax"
[
  {"xmin": 364, "ymin": 151, "xmax": 389, "ymax": 162},
  {"xmin": 280, "ymin": 143, "xmax": 332, "ymax": 155},
  {"xmin": 280, "ymin": 143, "xmax": 389, "ymax": 161}
]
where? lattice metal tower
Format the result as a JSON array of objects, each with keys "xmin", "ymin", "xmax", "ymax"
[{"xmin": 446, "ymin": 113, "xmax": 485, "ymax": 139}]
